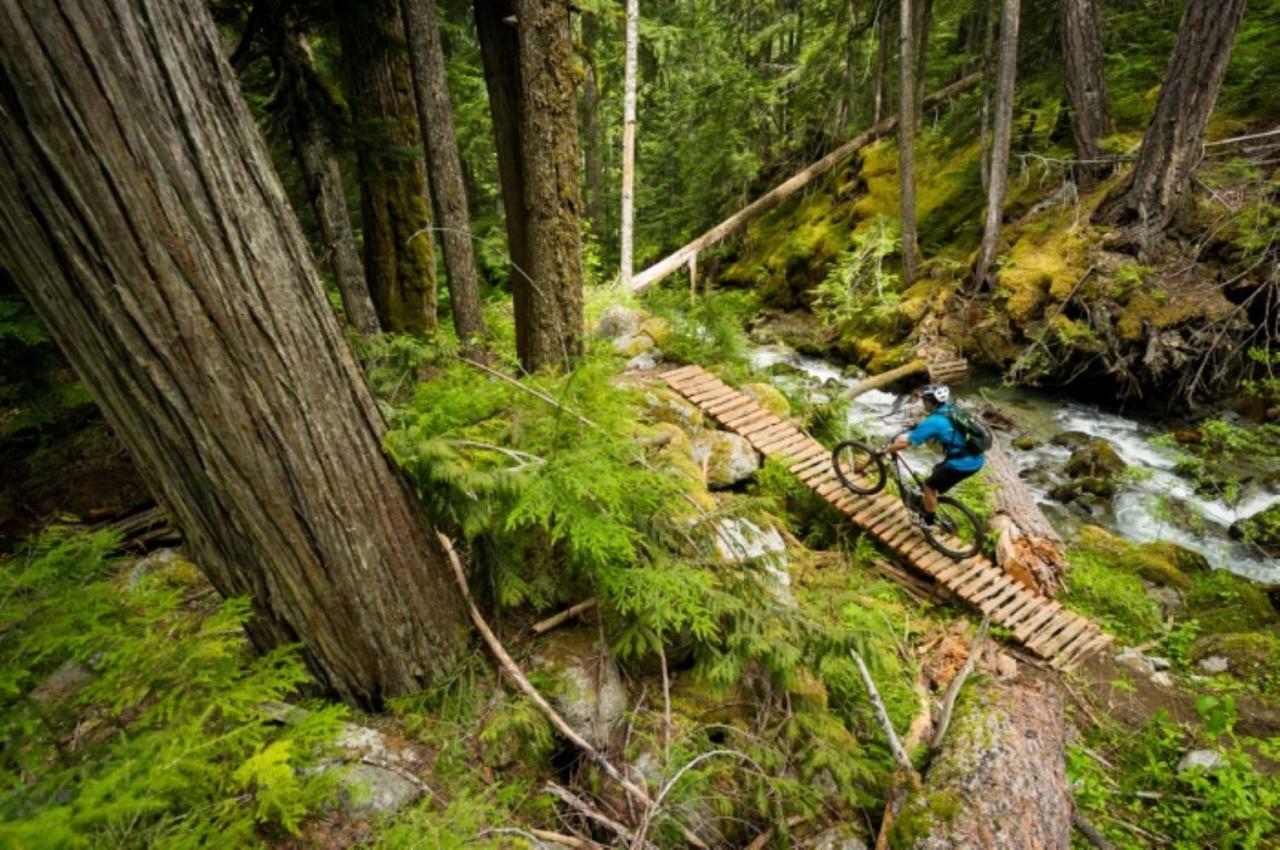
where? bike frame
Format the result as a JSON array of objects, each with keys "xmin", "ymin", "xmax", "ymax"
[{"xmin": 882, "ymin": 447, "xmax": 928, "ymax": 509}]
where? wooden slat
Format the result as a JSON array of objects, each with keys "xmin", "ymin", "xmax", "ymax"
[
  {"xmin": 1013, "ymin": 604, "xmax": 1062, "ymax": 644},
  {"xmin": 944, "ymin": 562, "xmax": 989, "ymax": 592},
  {"xmin": 737, "ymin": 415, "xmax": 785, "ymax": 437},
  {"xmin": 748, "ymin": 421, "xmax": 796, "ymax": 444},
  {"xmin": 677, "ymin": 373, "xmax": 721, "ymax": 394},
  {"xmin": 789, "ymin": 445, "xmax": 830, "ymax": 470},
  {"xmin": 1039, "ymin": 616, "xmax": 1094, "ymax": 657},
  {"xmin": 725, "ymin": 409, "xmax": 777, "ymax": 430},
  {"xmin": 688, "ymin": 384, "xmax": 733, "ymax": 404},
  {"xmin": 1059, "ymin": 633, "xmax": 1112, "ymax": 671},
  {"xmin": 769, "ymin": 434, "xmax": 817, "ymax": 458},
  {"xmin": 1024, "ymin": 610, "xmax": 1076, "ymax": 653},
  {"xmin": 660, "ymin": 365, "xmax": 702, "ymax": 384},
  {"xmin": 708, "ymin": 395, "xmax": 757, "ymax": 417}
]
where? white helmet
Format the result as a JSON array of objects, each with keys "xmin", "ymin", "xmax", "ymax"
[{"xmin": 920, "ymin": 383, "xmax": 950, "ymax": 404}]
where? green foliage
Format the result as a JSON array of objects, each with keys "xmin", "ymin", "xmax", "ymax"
[
  {"xmin": 1062, "ymin": 543, "xmax": 1164, "ymax": 646},
  {"xmin": 0, "ymin": 530, "xmax": 343, "ymax": 848},
  {"xmin": 811, "ymin": 215, "xmax": 902, "ymax": 334},
  {"xmin": 640, "ymin": 287, "xmax": 758, "ymax": 375},
  {"xmin": 1069, "ymin": 701, "xmax": 1280, "ymax": 849},
  {"xmin": 0, "ymin": 282, "xmax": 93, "ymax": 442}
]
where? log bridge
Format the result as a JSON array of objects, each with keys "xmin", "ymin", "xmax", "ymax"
[{"xmin": 661, "ymin": 364, "xmax": 1112, "ymax": 672}]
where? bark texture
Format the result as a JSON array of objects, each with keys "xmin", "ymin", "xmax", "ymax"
[
  {"xmin": 898, "ymin": 0, "xmax": 918, "ymax": 284},
  {"xmin": 275, "ymin": 13, "xmax": 381, "ymax": 337},
  {"xmin": 400, "ymin": 0, "xmax": 487, "ymax": 348},
  {"xmin": 337, "ymin": 0, "xmax": 437, "ymax": 334},
  {"xmin": 985, "ymin": 441, "xmax": 1068, "ymax": 594},
  {"xmin": 895, "ymin": 678, "xmax": 1071, "ymax": 849},
  {"xmin": 0, "ymin": 0, "xmax": 467, "ymax": 707},
  {"xmin": 913, "ymin": 0, "xmax": 934, "ymax": 123},
  {"xmin": 973, "ymin": 0, "xmax": 1020, "ymax": 286},
  {"xmin": 873, "ymin": 8, "xmax": 891, "ymax": 125},
  {"xmin": 1097, "ymin": 0, "xmax": 1247, "ymax": 238},
  {"xmin": 620, "ymin": 0, "xmax": 638, "ymax": 289},
  {"xmin": 476, "ymin": 0, "xmax": 585, "ymax": 371},
  {"xmin": 1058, "ymin": 0, "xmax": 1113, "ymax": 185}
]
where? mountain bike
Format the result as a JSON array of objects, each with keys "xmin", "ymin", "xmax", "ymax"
[{"xmin": 830, "ymin": 440, "xmax": 984, "ymax": 559}]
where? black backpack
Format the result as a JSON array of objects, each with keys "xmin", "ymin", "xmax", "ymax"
[{"xmin": 946, "ymin": 404, "xmax": 993, "ymax": 455}]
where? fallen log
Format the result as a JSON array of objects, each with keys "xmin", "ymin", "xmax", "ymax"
[
  {"xmin": 630, "ymin": 73, "xmax": 981, "ymax": 292},
  {"xmin": 843, "ymin": 359, "xmax": 927, "ymax": 400},
  {"xmin": 983, "ymin": 439, "xmax": 1068, "ymax": 595},
  {"xmin": 890, "ymin": 676, "xmax": 1072, "ymax": 850}
]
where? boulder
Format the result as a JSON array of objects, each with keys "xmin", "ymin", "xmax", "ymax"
[
  {"xmin": 341, "ymin": 764, "xmax": 422, "ymax": 817},
  {"xmin": 692, "ymin": 429, "xmax": 761, "ymax": 489},
  {"xmin": 1011, "ymin": 434, "xmax": 1041, "ymax": 451},
  {"xmin": 532, "ymin": 629, "xmax": 628, "ymax": 750},
  {"xmin": 1064, "ymin": 438, "xmax": 1127, "ymax": 480},
  {"xmin": 742, "ymin": 382, "xmax": 791, "ymax": 418},
  {"xmin": 1177, "ymin": 749, "xmax": 1225, "ymax": 772},
  {"xmin": 799, "ymin": 825, "xmax": 870, "ymax": 850},
  {"xmin": 1188, "ymin": 632, "xmax": 1280, "ymax": 693},
  {"xmin": 594, "ymin": 304, "xmax": 643, "ymax": 339},
  {"xmin": 613, "ymin": 331, "xmax": 656, "ymax": 357},
  {"xmin": 1197, "ymin": 655, "xmax": 1230, "ymax": 674},
  {"xmin": 1229, "ymin": 502, "xmax": 1280, "ymax": 556},
  {"xmin": 1051, "ymin": 430, "xmax": 1094, "ymax": 451},
  {"xmin": 625, "ymin": 351, "xmax": 660, "ymax": 372},
  {"xmin": 642, "ymin": 386, "xmax": 704, "ymax": 433}
]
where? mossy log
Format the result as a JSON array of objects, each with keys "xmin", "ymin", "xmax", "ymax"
[
  {"xmin": 892, "ymin": 677, "xmax": 1071, "ymax": 849},
  {"xmin": 986, "ymin": 440, "xmax": 1068, "ymax": 595},
  {"xmin": 844, "ymin": 359, "xmax": 928, "ymax": 400}
]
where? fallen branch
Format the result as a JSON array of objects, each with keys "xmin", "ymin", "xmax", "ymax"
[
  {"xmin": 850, "ymin": 650, "xmax": 914, "ymax": 772},
  {"xmin": 531, "ymin": 599, "xmax": 599, "ymax": 636},
  {"xmin": 930, "ymin": 615, "xmax": 990, "ymax": 751},
  {"xmin": 438, "ymin": 534, "xmax": 708, "ymax": 850},
  {"xmin": 545, "ymin": 782, "xmax": 642, "ymax": 848},
  {"xmin": 843, "ymin": 359, "xmax": 927, "ymax": 401},
  {"xmin": 1072, "ymin": 810, "xmax": 1115, "ymax": 850}
]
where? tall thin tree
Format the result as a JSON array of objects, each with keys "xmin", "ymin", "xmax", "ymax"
[
  {"xmin": 337, "ymin": 0, "xmax": 438, "ymax": 334},
  {"xmin": 1058, "ymin": 0, "xmax": 1113, "ymax": 186},
  {"xmin": 974, "ymin": 0, "xmax": 1020, "ymax": 286},
  {"xmin": 621, "ymin": 0, "xmax": 639, "ymax": 289},
  {"xmin": 400, "ymin": 0, "xmax": 488, "ymax": 350},
  {"xmin": 581, "ymin": 10, "xmax": 605, "ymax": 236},
  {"xmin": 0, "ymin": 0, "xmax": 467, "ymax": 707},
  {"xmin": 1097, "ymin": 0, "xmax": 1247, "ymax": 239},
  {"xmin": 898, "ymin": 0, "xmax": 918, "ymax": 284}
]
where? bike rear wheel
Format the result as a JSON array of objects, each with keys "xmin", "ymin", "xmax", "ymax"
[
  {"xmin": 831, "ymin": 441, "xmax": 886, "ymax": 495},
  {"xmin": 922, "ymin": 496, "xmax": 983, "ymax": 559}
]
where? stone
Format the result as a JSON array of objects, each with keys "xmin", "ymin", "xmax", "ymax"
[
  {"xmin": 613, "ymin": 331, "xmax": 655, "ymax": 357},
  {"xmin": 691, "ymin": 429, "xmax": 761, "ymax": 489},
  {"xmin": 341, "ymin": 763, "xmax": 423, "ymax": 816},
  {"xmin": 125, "ymin": 547, "xmax": 180, "ymax": 589},
  {"xmin": 1147, "ymin": 585, "xmax": 1185, "ymax": 619},
  {"xmin": 1012, "ymin": 434, "xmax": 1041, "ymax": 451},
  {"xmin": 713, "ymin": 518, "xmax": 793, "ymax": 605},
  {"xmin": 799, "ymin": 825, "xmax": 870, "ymax": 850},
  {"xmin": 1147, "ymin": 656, "xmax": 1172, "ymax": 671},
  {"xmin": 1188, "ymin": 632, "xmax": 1280, "ymax": 691},
  {"xmin": 533, "ymin": 630, "xmax": 628, "ymax": 750},
  {"xmin": 642, "ymin": 387, "xmax": 704, "ymax": 433},
  {"xmin": 594, "ymin": 304, "xmax": 642, "ymax": 339},
  {"xmin": 30, "ymin": 659, "xmax": 93, "ymax": 706},
  {"xmin": 1051, "ymin": 430, "xmax": 1094, "ymax": 451},
  {"xmin": 1064, "ymin": 438, "xmax": 1126, "ymax": 480},
  {"xmin": 1150, "ymin": 671, "xmax": 1173, "ymax": 688},
  {"xmin": 1177, "ymin": 749, "xmax": 1225, "ymax": 772},
  {"xmin": 1229, "ymin": 502, "xmax": 1280, "ymax": 556},
  {"xmin": 625, "ymin": 352, "xmax": 659, "ymax": 372},
  {"xmin": 1114, "ymin": 647, "xmax": 1155, "ymax": 676},
  {"xmin": 1197, "ymin": 655, "xmax": 1230, "ymax": 674},
  {"xmin": 995, "ymin": 652, "xmax": 1019, "ymax": 679}
]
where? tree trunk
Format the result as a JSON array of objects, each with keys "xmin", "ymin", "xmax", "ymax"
[
  {"xmin": 276, "ymin": 16, "xmax": 381, "ymax": 338},
  {"xmin": 400, "ymin": 0, "xmax": 488, "ymax": 349},
  {"xmin": 337, "ymin": 0, "xmax": 437, "ymax": 334},
  {"xmin": 973, "ymin": 0, "xmax": 1020, "ymax": 287},
  {"xmin": 844, "ymin": 359, "xmax": 928, "ymax": 400},
  {"xmin": 476, "ymin": 0, "xmax": 584, "ymax": 371},
  {"xmin": 894, "ymin": 677, "xmax": 1071, "ymax": 849},
  {"xmin": 620, "ymin": 0, "xmax": 638, "ymax": 289},
  {"xmin": 1096, "ymin": 0, "xmax": 1247, "ymax": 239},
  {"xmin": 513, "ymin": 0, "xmax": 586, "ymax": 370},
  {"xmin": 978, "ymin": 0, "xmax": 995, "ymax": 194},
  {"xmin": 0, "ymin": 0, "xmax": 466, "ymax": 707},
  {"xmin": 1058, "ymin": 0, "xmax": 1113, "ymax": 186},
  {"xmin": 913, "ymin": 0, "xmax": 934, "ymax": 124},
  {"xmin": 581, "ymin": 11, "xmax": 605, "ymax": 236},
  {"xmin": 983, "ymin": 440, "xmax": 1068, "ymax": 594},
  {"xmin": 898, "ymin": 0, "xmax": 918, "ymax": 284},
  {"xmin": 873, "ymin": 7, "xmax": 891, "ymax": 125},
  {"xmin": 474, "ymin": 0, "xmax": 533, "ymax": 359}
]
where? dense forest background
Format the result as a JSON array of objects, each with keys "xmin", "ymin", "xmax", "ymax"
[{"xmin": 2, "ymin": 0, "xmax": 1280, "ymax": 847}]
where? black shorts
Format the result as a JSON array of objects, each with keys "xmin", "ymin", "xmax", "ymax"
[{"xmin": 925, "ymin": 463, "xmax": 977, "ymax": 494}]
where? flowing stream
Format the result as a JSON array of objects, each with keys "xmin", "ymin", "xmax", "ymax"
[{"xmin": 748, "ymin": 344, "xmax": 1280, "ymax": 584}]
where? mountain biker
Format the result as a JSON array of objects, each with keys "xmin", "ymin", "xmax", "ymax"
[{"xmin": 883, "ymin": 384, "xmax": 985, "ymax": 527}]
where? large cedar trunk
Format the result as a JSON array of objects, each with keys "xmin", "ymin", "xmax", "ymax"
[
  {"xmin": 276, "ymin": 14, "xmax": 381, "ymax": 338},
  {"xmin": 1058, "ymin": 0, "xmax": 1113, "ymax": 186},
  {"xmin": 1097, "ymin": 0, "xmax": 1247, "ymax": 239},
  {"xmin": 984, "ymin": 441, "xmax": 1068, "ymax": 594},
  {"xmin": 973, "ymin": 0, "xmax": 1020, "ymax": 286},
  {"xmin": 898, "ymin": 0, "xmax": 918, "ymax": 284},
  {"xmin": 477, "ymin": 0, "xmax": 585, "ymax": 371},
  {"xmin": 400, "ymin": 0, "xmax": 488, "ymax": 350},
  {"xmin": 0, "ymin": 0, "xmax": 466, "ymax": 707},
  {"xmin": 337, "ymin": 0, "xmax": 437, "ymax": 334},
  {"xmin": 894, "ymin": 677, "xmax": 1072, "ymax": 849}
]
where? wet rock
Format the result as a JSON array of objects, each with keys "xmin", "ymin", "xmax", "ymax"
[
  {"xmin": 713, "ymin": 518, "xmax": 793, "ymax": 605},
  {"xmin": 1114, "ymin": 647, "xmax": 1155, "ymax": 676},
  {"xmin": 1197, "ymin": 655, "xmax": 1230, "ymax": 674},
  {"xmin": 1051, "ymin": 430, "xmax": 1094, "ymax": 451},
  {"xmin": 613, "ymin": 332, "xmax": 656, "ymax": 357},
  {"xmin": 1012, "ymin": 434, "xmax": 1041, "ymax": 451},
  {"xmin": 625, "ymin": 352, "xmax": 660, "ymax": 372},
  {"xmin": 532, "ymin": 630, "xmax": 628, "ymax": 750},
  {"xmin": 341, "ymin": 763, "xmax": 422, "ymax": 817},
  {"xmin": 125, "ymin": 547, "xmax": 180, "ymax": 589},
  {"xmin": 330, "ymin": 721, "xmax": 427, "ymax": 816},
  {"xmin": 1188, "ymin": 632, "xmax": 1280, "ymax": 692},
  {"xmin": 1064, "ymin": 438, "xmax": 1127, "ymax": 481},
  {"xmin": 1229, "ymin": 502, "xmax": 1280, "ymax": 556},
  {"xmin": 742, "ymin": 382, "xmax": 791, "ymax": 418},
  {"xmin": 1177, "ymin": 749, "xmax": 1225, "ymax": 772},
  {"xmin": 1148, "ymin": 656, "xmax": 1172, "ymax": 671},
  {"xmin": 692, "ymin": 429, "xmax": 761, "ymax": 489},
  {"xmin": 594, "ymin": 305, "xmax": 643, "ymax": 339},
  {"xmin": 1138, "ymin": 541, "xmax": 1211, "ymax": 576},
  {"xmin": 1150, "ymin": 671, "xmax": 1173, "ymax": 688},
  {"xmin": 748, "ymin": 309, "xmax": 827, "ymax": 354},
  {"xmin": 1146, "ymin": 585, "xmax": 1185, "ymax": 619},
  {"xmin": 642, "ymin": 387, "xmax": 704, "ymax": 433}
]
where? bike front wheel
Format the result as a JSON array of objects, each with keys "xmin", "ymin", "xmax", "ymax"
[
  {"xmin": 831, "ymin": 441, "xmax": 886, "ymax": 495},
  {"xmin": 922, "ymin": 496, "xmax": 983, "ymax": 560}
]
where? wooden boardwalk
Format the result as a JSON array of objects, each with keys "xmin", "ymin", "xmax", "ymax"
[{"xmin": 661, "ymin": 364, "xmax": 1112, "ymax": 672}]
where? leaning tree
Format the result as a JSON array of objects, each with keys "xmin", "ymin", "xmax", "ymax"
[{"xmin": 0, "ymin": 0, "xmax": 468, "ymax": 707}]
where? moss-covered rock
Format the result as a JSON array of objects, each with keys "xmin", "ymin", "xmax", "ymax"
[
  {"xmin": 1073, "ymin": 525, "xmax": 1195, "ymax": 588},
  {"xmin": 1064, "ymin": 438, "xmax": 1127, "ymax": 480},
  {"xmin": 742, "ymin": 382, "xmax": 791, "ymax": 418},
  {"xmin": 642, "ymin": 386, "xmax": 704, "ymax": 433},
  {"xmin": 691, "ymin": 428, "xmax": 761, "ymax": 489},
  {"xmin": 1229, "ymin": 502, "xmax": 1280, "ymax": 556},
  {"xmin": 531, "ymin": 628, "xmax": 629, "ymax": 749},
  {"xmin": 1185, "ymin": 569, "xmax": 1279, "ymax": 634},
  {"xmin": 1189, "ymin": 631, "xmax": 1280, "ymax": 695}
]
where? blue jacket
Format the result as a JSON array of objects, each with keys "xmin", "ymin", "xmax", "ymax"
[{"xmin": 907, "ymin": 404, "xmax": 985, "ymax": 472}]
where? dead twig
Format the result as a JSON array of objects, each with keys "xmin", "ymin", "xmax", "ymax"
[
  {"xmin": 1072, "ymin": 809, "xmax": 1115, "ymax": 850},
  {"xmin": 545, "ymin": 782, "xmax": 644, "ymax": 848},
  {"xmin": 930, "ymin": 615, "xmax": 990, "ymax": 751},
  {"xmin": 531, "ymin": 599, "xmax": 599, "ymax": 636}
]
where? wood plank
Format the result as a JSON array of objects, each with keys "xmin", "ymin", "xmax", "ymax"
[
  {"xmin": 737, "ymin": 415, "xmax": 786, "ymax": 436},
  {"xmin": 955, "ymin": 569, "xmax": 1003, "ymax": 600},
  {"xmin": 687, "ymin": 384, "xmax": 733, "ymax": 404},
  {"xmin": 911, "ymin": 549, "xmax": 953, "ymax": 577},
  {"xmin": 1023, "ymin": 611, "xmax": 1076, "ymax": 654},
  {"xmin": 708, "ymin": 396, "xmax": 757, "ymax": 417},
  {"xmin": 769, "ymin": 434, "xmax": 817, "ymax": 458},
  {"xmin": 700, "ymin": 388, "xmax": 746, "ymax": 409},
  {"xmin": 932, "ymin": 557, "xmax": 975, "ymax": 584},
  {"xmin": 789, "ymin": 446, "xmax": 830, "ymax": 471},
  {"xmin": 756, "ymin": 429, "xmax": 805, "ymax": 453},
  {"xmin": 725, "ymin": 409, "xmax": 777, "ymax": 431},
  {"xmin": 677, "ymin": 373, "xmax": 721, "ymax": 394},
  {"xmin": 1052, "ymin": 630, "xmax": 1103, "ymax": 670},
  {"xmin": 747, "ymin": 422, "xmax": 796, "ymax": 444},
  {"xmin": 973, "ymin": 577, "xmax": 1016, "ymax": 606},
  {"xmin": 1060, "ymin": 633, "xmax": 1112, "ymax": 671},
  {"xmin": 992, "ymin": 591, "xmax": 1037, "ymax": 624},
  {"xmin": 1012, "ymin": 604, "xmax": 1062, "ymax": 643},
  {"xmin": 1038, "ymin": 616, "xmax": 1093, "ymax": 657},
  {"xmin": 660, "ymin": 365, "xmax": 702, "ymax": 384},
  {"xmin": 943, "ymin": 562, "xmax": 990, "ymax": 593}
]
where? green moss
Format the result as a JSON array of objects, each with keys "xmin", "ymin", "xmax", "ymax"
[
  {"xmin": 1065, "ymin": 527, "xmax": 1164, "ymax": 644},
  {"xmin": 1190, "ymin": 632, "xmax": 1280, "ymax": 695},
  {"xmin": 742, "ymin": 382, "xmax": 790, "ymax": 418},
  {"xmin": 1185, "ymin": 570, "xmax": 1278, "ymax": 634},
  {"xmin": 888, "ymin": 789, "xmax": 962, "ymax": 847},
  {"xmin": 996, "ymin": 216, "xmax": 1087, "ymax": 323}
]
